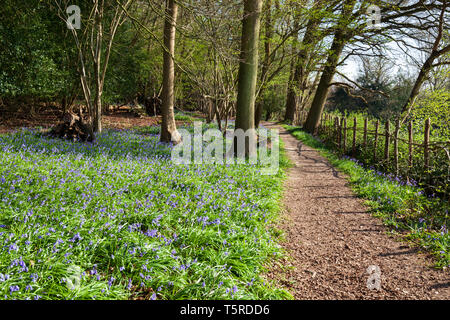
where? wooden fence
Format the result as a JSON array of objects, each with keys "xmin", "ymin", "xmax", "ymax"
[{"xmin": 296, "ymin": 111, "xmax": 450, "ymax": 197}]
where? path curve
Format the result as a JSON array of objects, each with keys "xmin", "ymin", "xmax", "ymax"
[{"xmin": 265, "ymin": 122, "xmax": 449, "ymax": 300}]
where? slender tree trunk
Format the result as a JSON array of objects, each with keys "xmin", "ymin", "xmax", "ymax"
[
  {"xmin": 255, "ymin": 0, "xmax": 272, "ymax": 128},
  {"xmin": 284, "ymin": 17, "xmax": 318, "ymax": 124},
  {"xmin": 254, "ymin": 101, "xmax": 264, "ymax": 128},
  {"xmin": 234, "ymin": 0, "xmax": 262, "ymax": 157},
  {"xmin": 160, "ymin": 0, "xmax": 181, "ymax": 144},
  {"xmin": 93, "ymin": 0, "xmax": 104, "ymax": 133},
  {"xmin": 303, "ymin": 0, "xmax": 356, "ymax": 134},
  {"xmin": 236, "ymin": 0, "xmax": 263, "ymax": 133},
  {"xmin": 303, "ymin": 31, "xmax": 346, "ymax": 134},
  {"xmin": 400, "ymin": 0, "xmax": 450, "ymax": 123},
  {"xmin": 400, "ymin": 46, "xmax": 450, "ymax": 124},
  {"xmin": 68, "ymin": 0, "xmax": 131, "ymax": 133},
  {"xmin": 283, "ymin": 21, "xmax": 299, "ymax": 123}
]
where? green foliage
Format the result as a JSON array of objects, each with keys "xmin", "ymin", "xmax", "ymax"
[
  {"xmin": 261, "ymin": 88, "xmax": 286, "ymax": 121},
  {"xmin": 411, "ymin": 88, "xmax": 450, "ymax": 140},
  {"xmin": 104, "ymin": 21, "xmax": 155, "ymax": 104},
  {"xmin": 0, "ymin": 1, "xmax": 76, "ymax": 103}
]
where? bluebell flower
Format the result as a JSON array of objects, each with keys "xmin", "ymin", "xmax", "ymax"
[{"xmin": 9, "ymin": 285, "xmax": 19, "ymax": 294}]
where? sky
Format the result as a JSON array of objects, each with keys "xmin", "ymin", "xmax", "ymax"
[
  {"xmin": 339, "ymin": 58, "xmax": 359, "ymax": 81},
  {"xmin": 336, "ymin": 40, "xmax": 423, "ymax": 83}
]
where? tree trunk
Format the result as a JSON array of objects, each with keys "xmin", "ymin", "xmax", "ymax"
[
  {"xmin": 160, "ymin": 0, "xmax": 181, "ymax": 144},
  {"xmin": 284, "ymin": 17, "xmax": 318, "ymax": 123},
  {"xmin": 400, "ymin": 0, "xmax": 450, "ymax": 123},
  {"xmin": 236, "ymin": 0, "xmax": 263, "ymax": 134},
  {"xmin": 93, "ymin": 90, "xmax": 102, "ymax": 133},
  {"xmin": 283, "ymin": 22, "xmax": 299, "ymax": 123},
  {"xmin": 303, "ymin": 34, "xmax": 345, "ymax": 134},
  {"xmin": 303, "ymin": 0, "xmax": 355, "ymax": 134},
  {"xmin": 93, "ymin": 1, "xmax": 103, "ymax": 133},
  {"xmin": 255, "ymin": 0, "xmax": 272, "ymax": 128},
  {"xmin": 284, "ymin": 87, "xmax": 296, "ymax": 123}
]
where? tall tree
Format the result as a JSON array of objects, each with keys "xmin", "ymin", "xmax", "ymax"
[
  {"xmin": 255, "ymin": 0, "xmax": 273, "ymax": 128},
  {"xmin": 303, "ymin": 0, "xmax": 356, "ymax": 134},
  {"xmin": 235, "ymin": 0, "xmax": 263, "ymax": 134},
  {"xmin": 54, "ymin": 0, "xmax": 133, "ymax": 133},
  {"xmin": 284, "ymin": 10, "xmax": 321, "ymax": 123},
  {"xmin": 160, "ymin": 0, "xmax": 181, "ymax": 144},
  {"xmin": 400, "ymin": 0, "xmax": 450, "ymax": 123},
  {"xmin": 303, "ymin": 0, "xmax": 450, "ymax": 134}
]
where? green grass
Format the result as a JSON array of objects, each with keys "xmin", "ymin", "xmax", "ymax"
[
  {"xmin": 173, "ymin": 110, "xmax": 199, "ymax": 122},
  {"xmin": 0, "ymin": 124, "xmax": 291, "ymax": 300},
  {"xmin": 283, "ymin": 125, "xmax": 449, "ymax": 269},
  {"xmin": 174, "ymin": 114, "xmax": 196, "ymax": 122}
]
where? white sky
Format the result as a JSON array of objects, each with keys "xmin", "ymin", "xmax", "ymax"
[{"xmin": 336, "ymin": 40, "xmax": 423, "ymax": 82}]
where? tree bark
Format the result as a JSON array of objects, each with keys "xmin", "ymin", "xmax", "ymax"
[
  {"xmin": 303, "ymin": 0, "xmax": 356, "ymax": 134},
  {"xmin": 160, "ymin": 0, "xmax": 181, "ymax": 144},
  {"xmin": 93, "ymin": 0, "xmax": 104, "ymax": 133},
  {"xmin": 303, "ymin": 30, "xmax": 346, "ymax": 134},
  {"xmin": 235, "ymin": 0, "xmax": 263, "ymax": 133},
  {"xmin": 284, "ymin": 17, "xmax": 319, "ymax": 123},
  {"xmin": 255, "ymin": 0, "xmax": 272, "ymax": 128}
]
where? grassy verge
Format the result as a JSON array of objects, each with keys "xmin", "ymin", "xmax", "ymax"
[
  {"xmin": 174, "ymin": 110, "xmax": 200, "ymax": 123},
  {"xmin": 0, "ymin": 124, "xmax": 290, "ymax": 300},
  {"xmin": 283, "ymin": 125, "xmax": 449, "ymax": 269}
]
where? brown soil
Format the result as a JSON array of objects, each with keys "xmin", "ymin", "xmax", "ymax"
[
  {"xmin": 265, "ymin": 123, "xmax": 449, "ymax": 300},
  {"xmin": 0, "ymin": 106, "xmax": 193, "ymax": 134}
]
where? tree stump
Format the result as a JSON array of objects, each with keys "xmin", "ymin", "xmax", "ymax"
[
  {"xmin": 144, "ymin": 96, "xmax": 162, "ymax": 116},
  {"xmin": 48, "ymin": 112, "xmax": 95, "ymax": 142}
]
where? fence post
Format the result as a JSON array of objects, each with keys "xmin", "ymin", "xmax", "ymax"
[
  {"xmin": 336, "ymin": 117, "xmax": 342, "ymax": 150},
  {"xmin": 352, "ymin": 117, "xmax": 357, "ymax": 157},
  {"xmin": 342, "ymin": 117, "xmax": 347, "ymax": 153},
  {"xmin": 394, "ymin": 119, "xmax": 400, "ymax": 176},
  {"xmin": 384, "ymin": 120, "xmax": 390, "ymax": 165},
  {"xmin": 337, "ymin": 117, "xmax": 341, "ymax": 149},
  {"xmin": 424, "ymin": 118, "xmax": 430, "ymax": 171},
  {"xmin": 327, "ymin": 114, "xmax": 330, "ymax": 137},
  {"xmin": 374, "ymin": 120, "xmax": 379, "ymax": 162}
]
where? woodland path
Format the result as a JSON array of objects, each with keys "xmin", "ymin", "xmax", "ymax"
[{"xmin": 264, "ymin": 122, "xmax": 450, "ymax": 300}]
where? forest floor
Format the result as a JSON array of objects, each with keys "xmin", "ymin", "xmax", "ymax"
[
  {"xmin": 264, "ymin": 122, "xmax": 450, "ymax": 300},
  {"xmin": 0, "ymin": 113, "xmax": 287, "ymax": 300},
  {"xmin": 1, "ymin": 108, "xmax": 448, "ymax": 299},
  {"xmin": 0, "ymin": 106, "xmax": 167, "ymax": 134}
]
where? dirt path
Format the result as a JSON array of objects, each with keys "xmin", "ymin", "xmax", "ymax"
[{"xmin": 265, "ymin": 123, "xmax": 449, "ymax": 300}]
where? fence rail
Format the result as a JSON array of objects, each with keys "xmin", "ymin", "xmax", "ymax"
[{"xmin": 296, "ymin": 111, "xmax": 450, "ymax": 199}]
